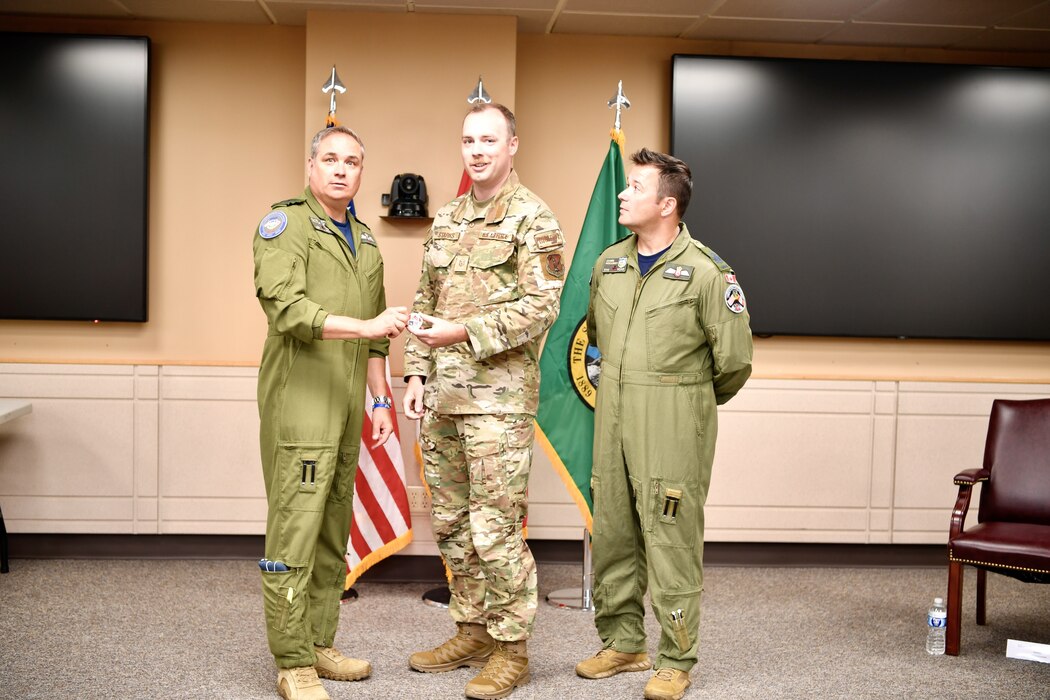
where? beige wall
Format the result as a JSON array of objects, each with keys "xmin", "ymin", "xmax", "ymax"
[
  {"xmin": 0, "ymin": 15, "xmax": 304, "ymax": 365},
  {"xmin": 0, "ymin": 13, "xmax": 1048, "ymax": 382}
]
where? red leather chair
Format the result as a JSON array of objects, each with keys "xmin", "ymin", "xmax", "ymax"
[{"xmin": 946, "ymin": 398, "xmax": 1050, "ymax": 656}]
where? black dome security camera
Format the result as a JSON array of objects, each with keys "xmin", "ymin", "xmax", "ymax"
[{"xmin": 382, "ymin": 173, "xmax": 428, "ymax": 217}]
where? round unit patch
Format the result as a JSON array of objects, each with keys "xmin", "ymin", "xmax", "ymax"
[
  {"xmin": 724, "ymin": 283, "xmax": 747, "ymax": 314},
  {"xmin": 258, "ymin": 211, "xmax": 288, "ymax": 239},
  {"xmin": 568, "ymin": 319, "xmax": 602, "ymax": 410}
]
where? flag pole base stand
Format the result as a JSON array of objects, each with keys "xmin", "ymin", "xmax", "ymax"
[
  {"xmin": 422, "ymin": 586, "xmax": 451, "ymax": 608},
  {"xmin": 546, "ymin": 587, "xmax": 594, "ymax": 612},
  {"xmin": 340, "ymin": 587, "xmax": 358, "ymax": 604}
]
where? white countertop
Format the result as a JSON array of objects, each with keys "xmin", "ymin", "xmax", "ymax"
[{"xmin": 0, "ymin": 399, "xmax": 32, "ymax": 425}]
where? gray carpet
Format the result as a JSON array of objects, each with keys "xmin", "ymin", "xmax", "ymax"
[{"xmin": 1, "ymin": 559, "xmax": 1048, "ymax": 699}]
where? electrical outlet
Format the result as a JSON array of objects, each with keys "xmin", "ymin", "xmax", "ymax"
[{"xmin": 407, "ymin": 486, "xmax": 430, "ymax": 512}]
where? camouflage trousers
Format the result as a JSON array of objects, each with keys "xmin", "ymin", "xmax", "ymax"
[{"xmin": 420, "ymin": 410, "xmax": 538, "ymax": 642}]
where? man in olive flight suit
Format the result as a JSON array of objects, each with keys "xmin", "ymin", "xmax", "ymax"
[
  {"xmin": 403, "ymin": 103, "xmax": 565, "ymax": 700},
  {"xmin": 253, "ymin": 125, "xmax": 408, "ymax": 700},
  {"xmin": 576, "ymin": 148, "xmax": 753, "ymax": 700}
]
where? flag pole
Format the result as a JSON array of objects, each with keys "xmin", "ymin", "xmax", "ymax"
[
  {"xmin": 545, "ymin": 80, "xmax": 630, "ymax": 613},
  {"xmin": 545, "ymin": 528, "xmax": 594, "ymax": 611}
]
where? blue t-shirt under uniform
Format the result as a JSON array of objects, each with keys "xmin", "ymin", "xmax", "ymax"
[
  {"xmin": 332, "ymin": 218, "xmax": 356, "ymax": 257},
  {"xmin": 638, "ymin": 244, "xmax": 672, "ymax": 277}
]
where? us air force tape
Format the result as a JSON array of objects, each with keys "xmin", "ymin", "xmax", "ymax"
[{"xmin": 258, "ymin": 211, "xmax": 288, "ymax": 239}]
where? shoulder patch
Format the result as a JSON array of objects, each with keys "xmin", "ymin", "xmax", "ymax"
[
  {"xmin": 258, "ymin": 210, "xmax": 288, "ymax": 239},
  {"xmin": 699, "ymin": 245, "xmax": 733, "ymax": 273},
  {"xmin": 271, "ymin": 197, "xmax": 305, "ymax": 209},
  {"xmin": 725, "ymin": 284, "xmax": 747, "ymax": 314},
  {"xmin": 360, "ymin": 231, "xmax": 377, "ymax": 246}
]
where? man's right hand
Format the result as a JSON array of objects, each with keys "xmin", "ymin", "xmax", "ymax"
[
  {"xmin": 403, "ymin": 376, "xmax": 425, "ymax": 420},
  {"xmin": 367, "ymin": 307, "xmax": 409, "ymax": 339}
]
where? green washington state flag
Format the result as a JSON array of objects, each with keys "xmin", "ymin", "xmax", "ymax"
[{"xmin": 536, "ymin": 134, "xmax": 629, "ymax": 530}]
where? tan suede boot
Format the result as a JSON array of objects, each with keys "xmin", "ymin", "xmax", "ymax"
[
  {"xmin": 313, "ymin": 645, "xmax": 371, "ymax": 681},
  {"xmin": 464, "ymin": 639, "xmax": 530, "ymax": 700},
  {"xmin": 276, "ymin": 666, "xmax": 330, "ymax": 700},
  {"xmin": 575, "ymin": 647, "xmax": 652, "ymax": 679},
  {"xmin": 409, "ymin": 622, "xmax": 495, "ymax": 672},
  {"xmin": 644, "ymin": 667, "xmax": 692, "ymax": 700}
]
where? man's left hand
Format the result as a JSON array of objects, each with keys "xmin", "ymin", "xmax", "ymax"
[{"xmin": 372, "ymin": 407, "xmax": 395, "ymax": 447}]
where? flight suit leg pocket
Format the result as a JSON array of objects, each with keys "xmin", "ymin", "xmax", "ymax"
[
  {"xmin": 275, "ymin": 442, "xmax": 335, "ymax": 565},
  {"xmin": 590, "ymin": 474, "xmax": 602, "ymax": 536},
  {"xmin": 651, "ymin": 479, "xmax": 696, "ymax": 549},
  {"xmin": 330, "ymin": 447, "xmax": 359, "ymax": 505},
  {"xmin": 262, "ymin": 568, "xmax": 301, "ymax": 635}
]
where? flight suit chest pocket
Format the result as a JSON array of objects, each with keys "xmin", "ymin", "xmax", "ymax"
[
  {"xmin": 593, "ymin": 285, "xmax": 619, "ymax": 352},
  {"xmin": 645, "ymin": 294, "xmax": 700, "ymax": 372},
  {"xmin": 469, "ymin": 239, "xmax": 519, "ymax": 305},
  {"xmin": 306, "ymin": 239, "xmax": 348, "ymax": 312}
]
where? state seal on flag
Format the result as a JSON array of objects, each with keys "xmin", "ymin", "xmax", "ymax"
[{"xmin": 568, "ymin": 318, "xmax": 601, "ymax": 410}]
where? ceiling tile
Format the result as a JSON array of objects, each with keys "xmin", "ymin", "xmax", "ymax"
[
  {"xmin": 820, "ymin": 21, "xmax": 985, "ymax": 48},
  {"xmin": 682, "ymin": 16, "xmax": 842, "ymax": 43},
  {"xmin": 999, "ymin": 2, "xmax": 1050, "ymax": 29},
  {"xmin": 265, "ymin": 1, "xmax": 404, "ymax": 25},
  {"xmin": 552, "ymin": 11, "xmax": 695, "ymax": 37},
  {"xmin": 713, "ymin": 0, "xmax": 878, "ymax": 22},
  {"xmin": 417, "ymin": 0, "xmax": 557, "ymax": 9},
  {"xmin": 414, "ymin": 5, "xmax": 552, "ymax": 34},
  {"xmin": 950, "ymin": 27, "xmax": 1050, "ymax": 51},
  {"xmin": 856, "ymin": 0, "xmax": 1043, "ymax": 27},
  {"xmin": 119, "ymin": 0, "xmax": 270, "ymax": 23},
  {"xmin": 0, "ymin": 0, "xmax": 129, "ymax": 17},
  {"xmin": 565, "ymin": 0, "xmax": 717, "ymax": 15}
]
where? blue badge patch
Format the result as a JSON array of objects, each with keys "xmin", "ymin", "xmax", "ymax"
[{"xmin": 259, "ymin": 211, "xmax": 288, "ymax": 239}]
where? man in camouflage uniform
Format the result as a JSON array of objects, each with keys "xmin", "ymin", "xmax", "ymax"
[
  {"xmin": 254, "ymin": 125, "xmax": 408, "ymax": 700},
  {"xmin": 402, "ymin": 103, "xmax": 565, "ymax": 699},
  {"xmin": 575, "ymin": 149, "xmax": 752, "ymax": 700}
]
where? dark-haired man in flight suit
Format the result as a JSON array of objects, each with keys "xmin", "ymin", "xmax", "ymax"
[{"xmin": 576, "ymin": 148, "xmax": 752, "ymax": 700}]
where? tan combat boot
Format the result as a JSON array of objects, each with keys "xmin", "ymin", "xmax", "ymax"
[
  {"xmin": 464, "ymin": 639, "xmax": 529, "ymax": 700},
  {"xmin": 313, "ymin": 645, "xmax": 371, "ymax": 681},
  {"xmin": 575, "ymin": 647, "xmax": 652, "ymax": 679},
  {"xmin": 409, "ymin": 622, "xmax": 495, "ymax": 672},
  {"xmin": 644, "ymin": 667, "xmax": 692, "ymax": 700},
  {"xmin": 276, "ymin": 666, "xmax": 330, "ymax": 700}
]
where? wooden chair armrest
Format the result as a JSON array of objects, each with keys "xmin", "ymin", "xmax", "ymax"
[
  {"xmin": 949, "ymin": 469, "xmax": 988, "ymax": 538},
  {"xmin": 953, "ymin": 468, "xmax": 989, "ymax": 485}
]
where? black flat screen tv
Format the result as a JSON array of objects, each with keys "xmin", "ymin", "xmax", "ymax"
[
  {"xmin": 671, "ymin": 54, "xmax": 1050, "ymax": 341},
  {"xmin": 0, "ymin": 32, "xmax": 150, "ymax": 322}
]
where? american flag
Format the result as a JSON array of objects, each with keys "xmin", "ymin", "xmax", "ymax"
[{"xmin": 344, "ymin": 363, "xmax": 412, "ymax": 588}]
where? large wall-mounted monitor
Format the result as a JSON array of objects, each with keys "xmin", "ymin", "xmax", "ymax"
[
  {"xmin": 672, "ymin": 54, "xmax": 1050, "ymax": 341},
  {"xmin": 0, "ymin": 32, "xmax": 150, "ymax": 322}
]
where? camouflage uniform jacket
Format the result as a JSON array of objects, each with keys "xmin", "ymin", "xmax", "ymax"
[{"xmin": 404, "ymin": 170, "xmax": 565, "ymax": 415}]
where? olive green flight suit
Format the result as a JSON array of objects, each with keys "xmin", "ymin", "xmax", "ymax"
[
  {"xmin": 253, "ymin": 187, "xmax": 389, "ymax": 668},
  {"xmin": 586, "ymin": 225, "xmax": 752, "ymax": 672}
]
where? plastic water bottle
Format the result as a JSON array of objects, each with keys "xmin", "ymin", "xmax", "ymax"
[{"xmin": 926, "ymin": 597, "xmax": 947, "ymax": 655}]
